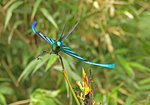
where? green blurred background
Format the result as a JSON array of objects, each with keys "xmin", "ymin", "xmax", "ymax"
[{"xmin": 0, "ymin": 0, "xmax": 150, "ymax": 105}]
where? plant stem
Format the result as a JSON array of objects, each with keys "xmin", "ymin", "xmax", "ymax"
[{"xmin": 59, "ymin": 55, "xmax": 80, "ymax": 105}]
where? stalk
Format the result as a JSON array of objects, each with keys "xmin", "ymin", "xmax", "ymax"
[{"xmin": 59, "ymin": 55, "xmax": 80, "ymax": 105}]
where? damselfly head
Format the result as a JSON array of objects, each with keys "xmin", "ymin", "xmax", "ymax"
[
  {"xmin": 52, "ymin": 41, "xmax": 62, "ymax": 53},
  {"xmin": 56, "ymin": 41, "xmax": 61, "ymax": 47}
]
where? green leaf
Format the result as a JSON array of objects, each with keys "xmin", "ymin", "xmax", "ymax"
[
  {"xmin": 18, "ymin": 59, "xmax": 39, "ymax": 82},
  {"xmin": 0, "ymin": 78, "xmax": 10, "ymax": 82},
  {"xmin": 125, "ymin": 95, "xmax": 136, "ymax": 105},
  {"xmin": 22, "ymin": 49, "xmax": 30, "ymax": 67},
  {"xmin": 138, "ymin": 85, "xmax": 150, "ymax": 90},
  {"xmin": 57, "ymin": 73, "xmax": 63, "ymax": 87},
  {"xmin": 117, "ymin": 55, "xmax": 134, "ymax": 78},
  {"xmin": 111, "ymin": 91, "xmax": 117, "ymax": 105},
  {"xmin": 8, "ymin": 20, "xmax": 24, "ymax": 44},
  {"xmin": 31, "ymin": 0, "xmax": 42, "ymax": 21},
  {"xmin": 32, "ymin": 54, "xmax": 50, "ymax": 74},
  {"xmin": 0, "ymin": 93, "xmax": 6, "ymax": 105},
  {"xmin": 45, "ymin": 54, "xmax": 58, "ymax": 72},
  {"xmin": 30, "ymin": 88, "xmax": 60, "ymax": 105},
  {"xmin": 138, "ymin": 78, "xmax": 150, "ymax": 85},
  {"xmin": 0, "ymin": 86, "xmax": 13, "ymax": 95},
  {"xmin": 59, "ymin": 1, "xmax": 76, "ymax": 11},
  {"xmin": 111, "ymin": 83, "xmax": 124, "ymax": 94},
  {"xmin": 4, "ymin": 1, "xmax": 23, "ymax": 30},
  {"xmin": 40, "ymin": 8, "xmax": 58, "ymax": 29},
  {"xmin": 63, "ymin": 58, "xmax": 81, "ymax": 81},
  {"xmin": 130, "ymin": 62, "xmax": 149, "ymax": 72}
]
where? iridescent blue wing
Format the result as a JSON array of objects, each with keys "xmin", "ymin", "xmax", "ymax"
[
  {"xmin": 32, "ymin": 21, "xmax": 55, "ymax": 45},
  {"xmin": 61, "ymin": 45, "xmax": 115, "ymax": 68}
]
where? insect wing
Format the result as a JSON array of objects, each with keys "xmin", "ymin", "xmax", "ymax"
[
  {"xmin": 32, "ymin": 21, "xmax": 55, "ymax": 45},
  {"xmin": 61, "ymin": 45, "xmax": 115, "ymax": 68}
]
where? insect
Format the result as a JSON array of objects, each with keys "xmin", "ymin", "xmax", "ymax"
[{"xmin": 32, "ymin": 21, "xmax": 115, "ymax": 68}]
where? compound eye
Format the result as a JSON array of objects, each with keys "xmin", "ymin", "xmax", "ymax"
[{"xmin": 57, "ymin": 41, "xmax": 61, "ymax": 46}]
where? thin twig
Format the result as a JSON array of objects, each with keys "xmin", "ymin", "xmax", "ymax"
[
  {"xmin": 9, "ymin": 99, "xmax": 30, "ymax": 105},
  {"xmin": 58, "ymin": 55, "xmax": 80, "ymax": 105}
]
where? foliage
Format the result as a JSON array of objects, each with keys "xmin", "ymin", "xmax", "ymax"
[
  {"xmin": 0, "ymin": 0, "xmax": 150, "ymax": 105},
  {"xmin": 30, "ymin": 88, "xmax": 61, "ymax": 105},
  {"xmin": 76, "ymin": 68, "xmax": 93, "ymax": 105}
]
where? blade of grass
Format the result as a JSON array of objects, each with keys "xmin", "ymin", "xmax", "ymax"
[
  {"xmin": 138, "ymin": 78, "xmax": 150, "ymax": 85},
  {"xmin": 0, "ymin": 93, "xmax": 6, "ymax": 105},
  {"xmin": 31, "ymin": 0, "xmax": 42, "ymax": 22},
  {"xmin": 4, "ymin": 1, "xmax": 23, "ymax": 30},
  {"xmin": 18, "ymin": 59, "xmax": 39, "ymax": 82},
  {"xmin": 40, "ymin": 8, "xmax": 58, "ymax": 29},
  {"xmin": 117, "ymin": 55, "xmax": 134, "ymax": 78},
  {"xmin": 32, "ymin": 54, "xmax": 50, "ymax": 75},
  {"xmin": 8, "ymin": 20, "xmax": 24, "ymax": 44},
  {"xmin": 45, "ymin": 54, "xmax": 58, "ymax": 72}
]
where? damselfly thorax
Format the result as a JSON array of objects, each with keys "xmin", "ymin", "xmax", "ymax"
[{"xmin": 52, "ymin": 41, "xmax": 62, "ymax": 53}]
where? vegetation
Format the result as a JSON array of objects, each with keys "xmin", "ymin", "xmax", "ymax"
[{"xmin": 0, "ymin": 0, "xmax": 150, "ymax": 105}]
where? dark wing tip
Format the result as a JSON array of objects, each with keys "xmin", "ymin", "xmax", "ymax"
[{"xmin": 61, "ymin": 21, "xmax": 79, "ymax": 41}]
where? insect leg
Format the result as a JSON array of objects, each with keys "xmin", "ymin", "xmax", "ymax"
[
  {"xmin": 36, "ymin": 50, "xmax": 53, "ymax": 60},
  {"xmin": 57, "ymin": 54, "xmax": 65, "ymax": 72}
]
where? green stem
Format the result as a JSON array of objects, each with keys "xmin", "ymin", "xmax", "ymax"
[{"xmin": 59, "ymin": 55, "xmax": 80, "ymax": 105}]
